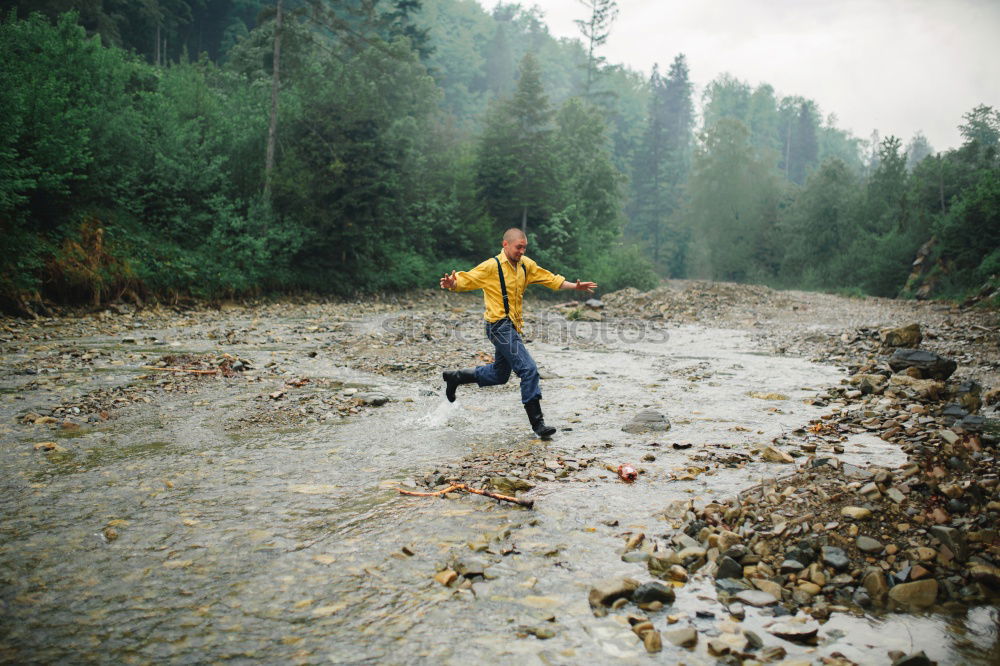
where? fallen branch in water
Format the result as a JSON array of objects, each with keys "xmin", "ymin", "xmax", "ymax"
[
  {"xmin": 398, "ymin": 482, "xmax": 533, "ymax": 508},
  {"xmin": 141, "ymin": 366, "xmax": 218, "ymax": 375}
]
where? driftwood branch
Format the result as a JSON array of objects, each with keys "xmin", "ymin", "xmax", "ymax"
[
  {"xmin": 398, "ymin": 482, "xmax": 534, "ymax": 509},
  {"xmin": 141, "ymin": 366, "xmax": 218, "ymax": 375}
]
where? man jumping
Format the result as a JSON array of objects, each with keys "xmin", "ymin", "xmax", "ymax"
[{"xmin": 439, "ymin": 228, "xmax": 597, "ymax": 438}]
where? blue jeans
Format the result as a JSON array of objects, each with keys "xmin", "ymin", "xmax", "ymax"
[{"xmin": 474, "ymin": 319, "xmax": 541, "ymax": 404}]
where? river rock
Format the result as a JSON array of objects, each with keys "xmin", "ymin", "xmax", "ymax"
[
  {"xmin": 735, "ymin": 589, "xmax": 778, "ymax": 607},
  {"xmin": 886, "ymin": 487, "xmax": 906, "ymax": 503},
  {"xmin": 665, "ymin": 625, "xmax": 697, "ymax": 648},
  {"xmin": 852, "ymin": 373, "xmax": 889, "ymax": 395},
  {"xmin": 929, "ymin": 525, "xmax": 968, "ymax": 562},
  {"xmin": 863, "ymin": 570, "xmax": 889, "ymax": 606},
  {"xmin": 969, "ymin": 564, "xmax": 1000, "ymax": 588},
  {"xmin": 632, "ymin": 581, "xmax": 675, "ymax": 605},
  {"xmin": 647, "ymin": 553, "xmax": 679, "ymax": 579},
  {"xmin": 455, "ymin": 557, "xmax": 487, "ymax": 578},
  {"xmin": 752, "ymin": 579, "xmax": 783, "ymax": 599},
  {"xmin": 880, "ymin": 323, "xmax": 922, "ymax": 348},
  {"xmin": 716, "ymin": 556, "xmax": 743, "ymax": 580},
  {"xmin": 490, "ymin": 476, "xmax": 535, "ymax": 493},
  {"xmin": 643, "ymin": 630, "xmax": 662, "ymax": 653},
  {"xmin": 622, "ymin": 410, "xmax": 671, "ymax": 433},
  {"xmin": 888, "ymin": 579, "xmax": 938, "ymax": 609},
  {"xmin": 622, "ymin": 551, "xmax": 649, "ymax": 563},
  {"xmin": 856, "ymin": 536, "xmax": 884, "ymax": 553},
  {"xmin": 667, "ymin": 564, "xmax": 688, "ymax": 582},
  {"xmin": 888, "ymin": 349, "xmax": 957, "ymax": 380},
  {"xmin": 357, "ymin": 391, "xmax": 389, "ymax": 406},
  {"xmin": 780, "ymin": 559, "xmax": 805, "ymax": 574},
  {"xmin": 891, "ymin": 651, "xmax": 933, "ymax": 666},
  {"xmin": 588, "ymin": 578, "xmax": 640, "ymax": 609},
  {"xmin": 768, "ymin": 620, "xmax": 819, "ymax": 642},
  {"xmin": 889, "ymin": 375, "xmax": 946, "ymax": 400},
  {"xmin": 841, "ymin": 506, "xmax": 872, "ymax": 520},
  {"xmin": 761, "ymin": 445, "xmax": 794, "ymax": 463},
  {"xmin": 821, "ymin": 546, "xmax": 850, "ymax": 571},
  {"xmin": 955, "ymin": 380, "xmax": 982, "ymax": 413}
]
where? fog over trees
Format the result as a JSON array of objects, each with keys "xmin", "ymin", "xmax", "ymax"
[{"xmin": 1, "ymin": 1, "xmax": 997, "ymax": 312}]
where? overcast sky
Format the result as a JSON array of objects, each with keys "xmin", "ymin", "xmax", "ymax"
[{"xmin": 477, "ymin": 0, "xmax": 1000, "ymax": 151}]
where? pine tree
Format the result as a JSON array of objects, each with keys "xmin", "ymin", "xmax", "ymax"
[
  {"xmin": 476, "ymin": 52, "xmax": 557, "ymax": 234},
  {"xmin": 905, "ymin": 132, "xmax": 934, "ymax": 171},
  {"xmin": 788, "ymin": 101, "xmax": 818, "ymax": 185},
  {"xmin": 574, "ymin": 0, "xmax": 618, "ymax": 97},
  {"xmin": 629, "ymin": 55, "xmax": 694, "ymax": 274},
  {"xmin": 629, "ymin": 65, "xmax": 666, "ymax": 264}
]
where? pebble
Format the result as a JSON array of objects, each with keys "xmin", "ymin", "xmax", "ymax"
[
  {"xmin": 631, "ymin": 581, "xmax": 675, "ymax": 606},
  {"xmin": 642, "ymin": 630, "xmax": 662, "ymax": 653},
  {"xmin": 840, "ymin": 506, "xmax": 872, "ymax": 520},
  {"xmin": 734, "ymin": 589, "xmax": 778, "ymax": 607},
  {"xmin": 665, "ymin": 626, "xmax": 697, "ymax": 648},
  {"xmin": 888, "ymin": 579, "xmax": 938, "ymax": 609},
  {"xmin": 588, "ymin": 578, "xmax": 639, "ymax": 609},
  {"xmin": 821, "ymin": 546, "xmax": 850, "ymax": 571},
  {"xmin": 768, "ymin": 620, "xmax": 819, "ymax": 642}
]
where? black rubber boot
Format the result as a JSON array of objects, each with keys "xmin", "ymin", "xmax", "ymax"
[
  {"xmin": 443, "ymin": 368, "xmax": 478, "ymax": 402},
  {"xmin": 524, "ymin": 399, "xmax": 556, "ymax": 438}
]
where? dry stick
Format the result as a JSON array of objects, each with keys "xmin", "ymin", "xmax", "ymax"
[
  {"xmin": 454, "ymin": 483, "xmax": 534, "ymax": 509},
  {"xmin": 141, "ymin": 366, "xmax": 218, "ymax": 375},
  {"xmin": 397, "ymin": 483, "xmax": 534, "ymax": 509},
  {"xmin": 398, "ymin": 485, "xmax": 459, "ymax": 498}
]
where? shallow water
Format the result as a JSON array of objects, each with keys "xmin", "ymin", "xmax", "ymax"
[{"xmin": 0, "ymin": 314, "xmax": 996, "ymax": 664}]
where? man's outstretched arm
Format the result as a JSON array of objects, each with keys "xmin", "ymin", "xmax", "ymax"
[
  {"xmin": 440, "ymin": 261, "xmax": 491, "ymax": 291},
  {"xmin": 559, "ymin": 279, "xmax": 598, "ymax": 294}
]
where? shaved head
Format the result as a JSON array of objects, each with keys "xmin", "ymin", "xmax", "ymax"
[
  {"xmin": 503, "ymin": 228, "xmax": 526, "ymax": 243},
  {"xmin": 501, "ymin": 227, "xmax": 527, "ymax": 264}
]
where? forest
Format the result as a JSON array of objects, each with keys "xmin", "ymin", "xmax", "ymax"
[{"xmin": 1, "ymin": 0, "xmax": 998, "ymax": 313}]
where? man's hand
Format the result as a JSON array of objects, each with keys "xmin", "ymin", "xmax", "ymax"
[
  {"xmin": 560, "ymin": 279, "xmax": 597, "ymax": 293},
  {"xmin": 440, "ymin": 270, "xmax": 457, "ymax": 290}
]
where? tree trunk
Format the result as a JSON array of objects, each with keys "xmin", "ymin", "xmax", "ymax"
[
  {"xmin": 938, "ymin": 156, "xmax": 946, "ymax": 214},
  {"xmin": 264, "ymin": 0, "xmax": 283, "ymax": 200},
  {"xmin": 784, "ymin": 119, "xmax": 792, "ymax": 178}
]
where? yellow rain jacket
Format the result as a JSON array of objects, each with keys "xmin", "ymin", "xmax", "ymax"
[{"xmin": 450, "ymin": 252, "xmax": 565, "ymax": 333}]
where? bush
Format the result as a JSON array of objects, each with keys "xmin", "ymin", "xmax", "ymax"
[{"xmin": 587, "ymin": 244, "xmax": 660, "ymax": 294}]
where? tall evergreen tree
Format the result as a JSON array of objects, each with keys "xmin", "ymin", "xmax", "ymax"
[
  {"xmin": 905, "ymin": 132, "xmax": 934, "ymax": 171},
  {"xmin": 475, "ymin": 52, "xmax": 556, "ymax": 234},
  {"xmin": 788, "ymin": 101, "xmax": 819, "ymax": 185},
  {"xmin": 574, "ymin": 0, "xmax": 618, "ymax": 97},
  {"xmin": 629, "ymin": 65, "xmax": 666, "ymax": 265},
  {"xmin": 661, "ymin": 54, "xmax": 694, "ymax": 194},
  {"xmin": 629, "ymin": 55, "xmax": 694, "ymax": 274}
]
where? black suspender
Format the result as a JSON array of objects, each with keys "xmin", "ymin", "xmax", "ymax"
[{"xmin": 493, "ymin": 256, "xmax": 526, "ymax": 318}]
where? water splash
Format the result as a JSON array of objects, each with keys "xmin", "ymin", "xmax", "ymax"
[{"xmin": 413, "ymin": 395, "xmax": 459, "ymax": 427}]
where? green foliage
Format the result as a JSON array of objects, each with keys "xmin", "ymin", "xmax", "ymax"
[
  {"xmin": 587, "ymin": 244, "xmax": 659, "ymax": 293},
  {"xmin": 933, "ymin": 170, "xmax": 1000, "ymax": 291},
  {"xmin": 2, "ymin": 5, "xmax": 995, "ymax": 311},
  {"xmin": 687, "ymin": 118, "xmax": 783, "ymax": 282},
  {"xmin": 628, "ymin": 55, "xmax": 694, "ymax": 275}
]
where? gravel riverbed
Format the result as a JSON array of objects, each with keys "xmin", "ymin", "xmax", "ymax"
[{"xmin": 1, "ymin": 281, "xmax": 997, "ymax": 664}]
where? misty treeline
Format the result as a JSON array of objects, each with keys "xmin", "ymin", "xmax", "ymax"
[{"xmin": 1, "ymin": 1, "xmax": 997, "ymax": 314}]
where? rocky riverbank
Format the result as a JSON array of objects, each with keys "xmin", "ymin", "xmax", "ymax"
[{"xmin": 573, "ymin": 285, "xmax": 1000, "ymax": 664}]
